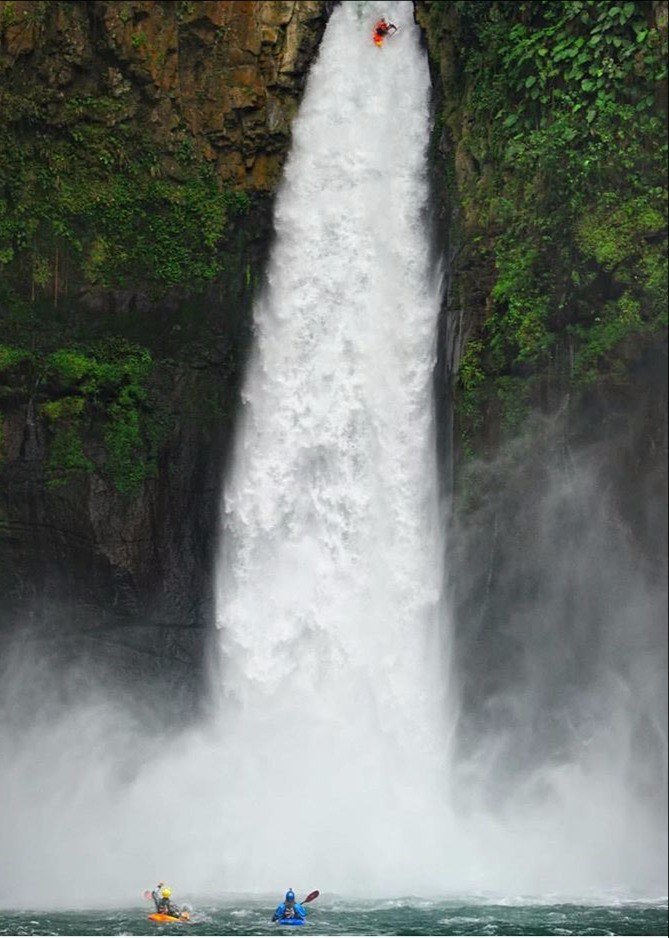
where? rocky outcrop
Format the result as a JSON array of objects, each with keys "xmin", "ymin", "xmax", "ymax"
[{"xmin": 0, "ymin": 0, "xmax": 327, "ymax": 190}]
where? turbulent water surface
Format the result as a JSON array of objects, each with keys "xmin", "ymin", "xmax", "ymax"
[{"xmin": 0, "ymin": 898, "xmax": 667, "ymax": 937}]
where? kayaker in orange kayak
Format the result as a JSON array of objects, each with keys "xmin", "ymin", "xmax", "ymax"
[
  {"xmin": 151, "ymin": 883, "xmax": 182, "ymax": 919},
  {"xmin": 372, "ymin": 17, "xmax": 397, "ymax": 45}
]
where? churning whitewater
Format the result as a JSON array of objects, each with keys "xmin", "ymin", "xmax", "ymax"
[{"xmin": 213, "ymin": 0, "xmax": 451, "ymax": 893}]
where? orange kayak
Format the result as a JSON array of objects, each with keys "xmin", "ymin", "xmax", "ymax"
[{"xmin": 148, "ymin": 912, "xmax": 190, "ymax": 924}]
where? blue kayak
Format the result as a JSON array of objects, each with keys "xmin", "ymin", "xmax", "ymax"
[{"xmin": 277, "ymin": 920, "xmax": 305, "ymax": 926}]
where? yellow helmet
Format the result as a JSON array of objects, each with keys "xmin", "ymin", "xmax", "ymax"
[{"xmin": 161, "ymin": 887, "xmax": 172, "ymax": 899}]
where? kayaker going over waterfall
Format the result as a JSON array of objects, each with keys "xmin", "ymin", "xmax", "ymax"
[
  {"xmin": 272, "ymin": 889, "xmax": 307, "ymax": 923},
  {"xmin": 373, "ymin": 17, "xmax": 397, "ymax": 43},
  {"xmin": 151, "ymin": 883, "xmax": 181, "ymax": 919}
]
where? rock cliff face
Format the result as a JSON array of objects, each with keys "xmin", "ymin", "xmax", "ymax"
[
  {"xmin": 416, "ymin": 0, "xmax": 667, "ymax": 765},
  {"xmin": 1, "ymin": 0, "xmax": 326, "ymax": 190},
  {"xmin": 0, "ymin": 0, "xmax": 329, "ymax": 712},
  {"xmin": 1, "ymin": 1, "xmax": 666, "ymax": 732},
  {"xmin": 417, "ymin": 0, "xmax": 667, "ymax": 538}
]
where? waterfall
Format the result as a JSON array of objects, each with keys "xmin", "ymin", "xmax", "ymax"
[
  {"xmin": 0, "ymin": 0, "xmax": 664, "ymax": 909},
  {"xmin": 212, "ymin": 0, "xmax": 451, "ymax": 892}
]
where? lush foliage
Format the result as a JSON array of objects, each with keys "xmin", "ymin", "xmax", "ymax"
[
  {"xmin": 0, "ymin": 338, "xmax": 167, "ymax": 494},
  {"xmin": 0, "ymin": 48, "xmax": 251, "ymax": 493},
  {"xmin": 426, "ymin": 0, "xmax": 667, "ymax": 452},
  {"xmin": 0, "ymin": 100, "xmax": 249, "ymax": 297}
]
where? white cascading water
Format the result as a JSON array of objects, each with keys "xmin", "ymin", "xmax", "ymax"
[{"xmin": 212, "ymin": 0, "xmax": 452, "ymax": 893}]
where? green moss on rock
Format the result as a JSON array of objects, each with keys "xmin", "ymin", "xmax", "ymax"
[
  {"xmin": 2, "ymin": 337, "xmax": 166, "ymax": 495},
  {"xmin": 0, "ymin": 94, "xmax": 249, "ymax": 300},
  {"xmin": 420, "ymin": 0, "xmax": 668, "ymax": 458}
]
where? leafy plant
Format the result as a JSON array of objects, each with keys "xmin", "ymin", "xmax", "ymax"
[{"xmin": 425, "ymin": 0, "xmax": 667, "ymax": 454}]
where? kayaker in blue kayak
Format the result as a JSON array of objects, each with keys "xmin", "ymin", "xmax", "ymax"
[{"xmin": 272, "ymin": 889, "xmax": 307, "ymax": 923}]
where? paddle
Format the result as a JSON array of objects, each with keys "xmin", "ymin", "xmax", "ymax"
[{"xmin": 144, "ymin": 883, "xmax": 166, "ymax": 901}]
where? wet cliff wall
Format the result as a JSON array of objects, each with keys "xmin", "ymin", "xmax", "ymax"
[
  {"xmin": 417, "ymin": 0, "xmax": 667, "ymax": 768},
  {"xmin": 0, "ymin": 0, "xmax": 328, "ymax": 710},
  {"xmin": 2, "ymin": 0, "xmax": 667, "ymax": 737}
]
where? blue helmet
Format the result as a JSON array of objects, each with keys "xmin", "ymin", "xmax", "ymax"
[{"xmin": 285, "ymin": 890, "xmax": 295, "ymax": 902}]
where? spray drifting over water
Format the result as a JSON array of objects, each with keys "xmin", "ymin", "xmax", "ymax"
[{"xmin": 0, "ymin": 0, "xmax": 666, "ymax": 908}]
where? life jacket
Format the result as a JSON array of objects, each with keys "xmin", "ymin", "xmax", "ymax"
[
  {"xmin": 373, "ymin": 20, "xmax": 391, "ymax": 46},
  {"xmin": 158, "ymin": 898, "xmax": 180, "ymax": 917},
  {"xmin": 277, "ymin": 902, "xmax": 305, "ymax": 920},
  {"xmin": 373, "ymin": 23, "xmax": 387, "ymax": 45}
]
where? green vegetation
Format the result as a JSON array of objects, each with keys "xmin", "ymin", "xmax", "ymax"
[
  {"xmin": 131, "ymin": 30, "xmax": 147, "ymax": 50},
  {"xmin": 46, "ymin": 425, "xmax": 94, "ymax": 487},
  {"xmin": 0, "ymin": 28, "xmax": 254, "ymax": 496},
  {"xmin": 0, "ymin": 343, "xmax": 31, "ymax": 373},
  {"xmin": 0, "ymin": 2, "xmax": 17, "ymax": 28},
  {"xmin": 0, "ymin": 337, "xmax": 167, "ymax": 494},
  {"xmin": 424, "ymin": 0, "xmax": 667, "ymax": 453},
  {"xmin": 175, "ymin": 1, "xmax": 196, "ymax": 21},
  {"xmin": 0, "ymin": 68, "xmax": 249, "ymax": 306}
]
